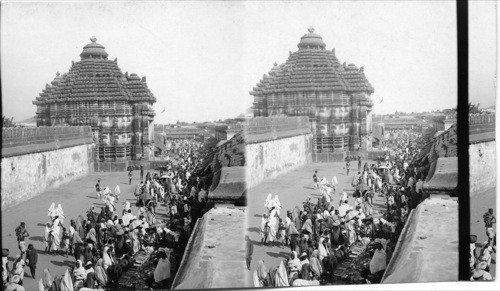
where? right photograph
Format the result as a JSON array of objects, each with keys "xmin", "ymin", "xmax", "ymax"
[
  {"xmin": 468, "ymin": 0, "xmax": 497, "ymax": 282},
  {"xmin": 244, "ymin": 1, "xmax": 462, "ymax": 287}
]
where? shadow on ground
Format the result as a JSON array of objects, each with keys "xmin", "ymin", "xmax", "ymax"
[
  {"xmin": 50, "ymin": 260, "xmax": 75, "ymax": 267},
  {"xmin": 266, "ymin": 251, "xmax": 290, "ymax": 259},
  {"xmin": 29, "ymin": 236, "xmax": 44, "ymax": 242},
  {"xmin": 246, "ymin": 227, "xmax": 260, "ymax": 234}
]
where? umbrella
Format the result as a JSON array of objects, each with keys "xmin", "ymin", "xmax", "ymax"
[
  {"xmin": 129, "ymin": 220, "xmax": 143, "ymax": 231},
  {"xmin": 378, "ymin": 165, "xmax": 389, "ymax": 169},
  {"xmin": 160, "ymin": 175, "xmax": 168, "ymax": 179},
  {"xmin": 345, "ymin": 210, "xmax": 360, "ymax": 221}
]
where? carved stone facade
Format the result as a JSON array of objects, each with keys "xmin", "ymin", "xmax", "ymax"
[
  {"xmin": 251, "ymin": 27, "xmax": 374, "ymax": 152},
  {"xmin": 33, "ymin": 37, "xmax": 156, "ymax": 162}
]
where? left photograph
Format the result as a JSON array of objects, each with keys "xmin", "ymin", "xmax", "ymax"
[{"xmin": 1, "ymin": 2, "xmax": 249, "ymax": 290}]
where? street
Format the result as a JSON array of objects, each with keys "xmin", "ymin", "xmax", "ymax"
[{"xmin": 1, "ymin": 171, "xmax": 167, "ymax": 291}]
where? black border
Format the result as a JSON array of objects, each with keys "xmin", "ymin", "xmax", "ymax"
[{"xmin": 457, "ymin": 0, "xmax": 470, "ymax": 281}]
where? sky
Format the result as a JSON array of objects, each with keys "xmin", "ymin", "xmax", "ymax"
[
  {"xmin": 469, "ymin": 0, "xmax": 497, "ymax": 108},
  {"xmin": 0, "ymin": 1, "xmax": 491, "ymax": 124}
]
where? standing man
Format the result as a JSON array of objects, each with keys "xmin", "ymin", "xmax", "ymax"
[
  {"xmin": 245, "ymin": 235, "xmax": 253, "ymax": 271},
  {"xmin": 25, "ymin": 244, "xmax": 38, "ymax": 278},
  {"xmin": 313, "ymin": 171, "xmax": 319, "ymax": 189},
  {"xmin": 15, "ymin": 222, "xmax": 29, "ymax": 256},
  {"xmin": 140, "ymin": 165, "xmax": 144, "ymax": 180},
  {"xmin": 358, "ymin": 156, "xmax": 362, "ymax": 172},
  {"xmin": 95, "ymin": 179, "xmax": 102, "ymax": 198},
  {"xmin": 346, "ymin": 160, "xmax": 351, "ymax": 176},
  {"xmin": 128, "ymin": 170, "xmax": 133, "ymax": 185},
  {"xmin": 483, "ymin": 208, "xmax": 496, "ymax": 248}
]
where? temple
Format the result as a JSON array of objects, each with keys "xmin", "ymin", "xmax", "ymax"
[
  {"xmin": 33, "ymin": 37, "xmax": 156, "ymax": 166},
  {"xmin": 251, "ymin": 27, "xmax": 374, "ymax": 153}
]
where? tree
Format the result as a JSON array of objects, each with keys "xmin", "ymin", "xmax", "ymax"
[
  {"xmin": 469, "ymin": 102, "xmax": 481, "ymax": 114},
  {"xmin": 2, "ymin": 116, "xmax": 15, "ymax": 127}
]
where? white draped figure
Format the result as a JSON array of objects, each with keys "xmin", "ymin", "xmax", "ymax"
[
  {"xmin": 267, "ymin": 208, "xmax": 278, "ymax": 243},
  {"xmin": 332, "ymin": 176, "xmax": 338, "ymax": 187},
  {"xmin": 273, "ymin": 195, "xmax": 282, "ymax": 215},
  {"xmin": 264, "ymin": 193, "xmax": 274, "ymax": 210},
  {"xmin": 48, "ymin": 202, "xmax": 57, "ymax": 219},
  {"xmin": 114, "ymin": 185, "xmax": 121, "ymax": 198},
  {"xmin": 51, "ymin": 217, "xmax": 63, "ymax": 251}
]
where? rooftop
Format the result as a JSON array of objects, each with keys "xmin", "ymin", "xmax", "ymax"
[
  {"xmin": 33, "ymin": 37, "xmax": 156, "ymax": 106},
  {"xmin": 171, "ymin": 206, "xmax": 247, "ymax": 289},
  {"xmin": 382, "ymin": 197, "xmax": 458, "ymax": 283}
]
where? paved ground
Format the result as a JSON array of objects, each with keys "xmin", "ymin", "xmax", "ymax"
[
  {"xmin": 470, "ymin": 187, "xmax": 497, "ymax": 278},
  {"xmin": 1, "ymin": 171, "xmax": 167, "ymax": 291},
  {"xmin": 245, "ymin": 161, "xmax": 387, "ymax": 286}
]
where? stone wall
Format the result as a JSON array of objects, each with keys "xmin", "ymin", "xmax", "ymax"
[
  {"xmin": 469, "ymin": 140, "xmax": 496, "ymax": 196},
  {"xmin": 2, "ymin": 126, "xmax": 94, "ymax": 157},
  {"xmin": 1, "ymin": 143, "xmax": 94, "ymax": 210},
  {"xmin": 245, "ymin": 117, "xmax": 312, "ymax": 188},
  {"xmin": 1, "ymin": 126, "xmax": 94, "ymax": 210}
]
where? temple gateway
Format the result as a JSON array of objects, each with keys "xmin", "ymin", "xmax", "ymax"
[
  {"xmin": 33, "ymin": 37, "xmax": 156, "ymax": 167},
  {"xmin": 251, "ymin": 27, "xmax": 374, "ymax": 153}
]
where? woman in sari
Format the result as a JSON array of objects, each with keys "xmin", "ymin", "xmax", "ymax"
[
  {"xmin": 60, "ymin": 269, "xmax": 73, "ymax": 291},
  {"xmin": 48, "ymin": 203, "xmax": 56, "ymax": 220},
  {"xmin": 50, "ymin": 218, "xmax": 63, "ymax": 255},
  {"xmin": 266, "ymin": 266, "xmax": 277, "ymax": 287},
  {"xmin": 256, "ymin": 260, "xmax": 268, "ymax": 287},
  {"xmin": 154, "ymin": 249, "xmax": 171, "ymax": 288},
  {"xmin": 309, "ymin": 250, "xmax": 323, "ymax": 279},
  {"xmin": 318, "ymin": 237, "xmax": 330, "ymax": 261},
  {"xmin": 73, "ymin": 260, "xmax": 87, "ymax": 288},
  {"xmin": 102, "ymin": 246, "xmax": 114, "ymax": 270},
  {"xmin": 275, "ymin": 261, "xmax": 289, "ymax": 287},
  {"xmin": 94, "ymin": 259, "xmax": 108, "ymax": 288},
  {"xmin": 301, "ymin": 214, "xmax": 313, "ymax": 236},
  {"xmin": 42, "ymin": 269, "xmax": 53, "ymax": 290},
  {"xmin": 51, "ymin": 275, "xmax": 62, "ymax": 291},
  {"xmin": 288, "ymin": 251, "xmax": 301, "ymax": 279},
  {"xmin": 267, "ymin": 208, "xmax": 278, "ymax": 246},
  {"xmin": 85, "ymin": 225, "xmax": 97, "ymax": 246}
]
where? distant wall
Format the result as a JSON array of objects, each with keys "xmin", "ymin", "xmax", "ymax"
[
  {"xmin": 469, "ymin": 140, "xmax": 496, "ymax": 196},
  {"xmin": 245, "ymin": 117, "xmax": 312, "ymax": 188},
  {"xmin": 1, "ymin": 126, "xmax": 94, "ymax": 210},
  {"xmin": 469, "ymin": 113, "xmax": 496, "ymax": 196}
]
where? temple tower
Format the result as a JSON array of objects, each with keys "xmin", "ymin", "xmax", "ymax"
[
  {"xmin": 251, "ymin": 27, "xmax": 374, "ymax": 152},
  {"xmin": 33, "ymin": 37, "xmax": 156, "ymax": 166}
]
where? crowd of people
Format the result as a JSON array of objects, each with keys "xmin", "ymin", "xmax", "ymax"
[
  {"xmin": 469, "ymin": 208, "xmax": 496, "ymax": 281},
  {"xmin": 253, "ymin": 129, "xmax": 431, "ymax": 287},
  {"xmin": 2, "ymin": 138, "xmax": 215, "ymax": 291}
]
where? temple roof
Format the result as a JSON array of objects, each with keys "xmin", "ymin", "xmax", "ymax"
[
  {"xmin": 33, "ymin": 37, "xmax": 156, "ymax": 105},
  {"xmin": 298, "ymin": 26, "xmax": 326, "ymax": 50},
  {"xmin": 251, "ymin": 28, "xmax": 374, "ymax": 95},
  {"xmin": 80, "ymin": 36, "xmax": 109, "ymax": 59}
]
